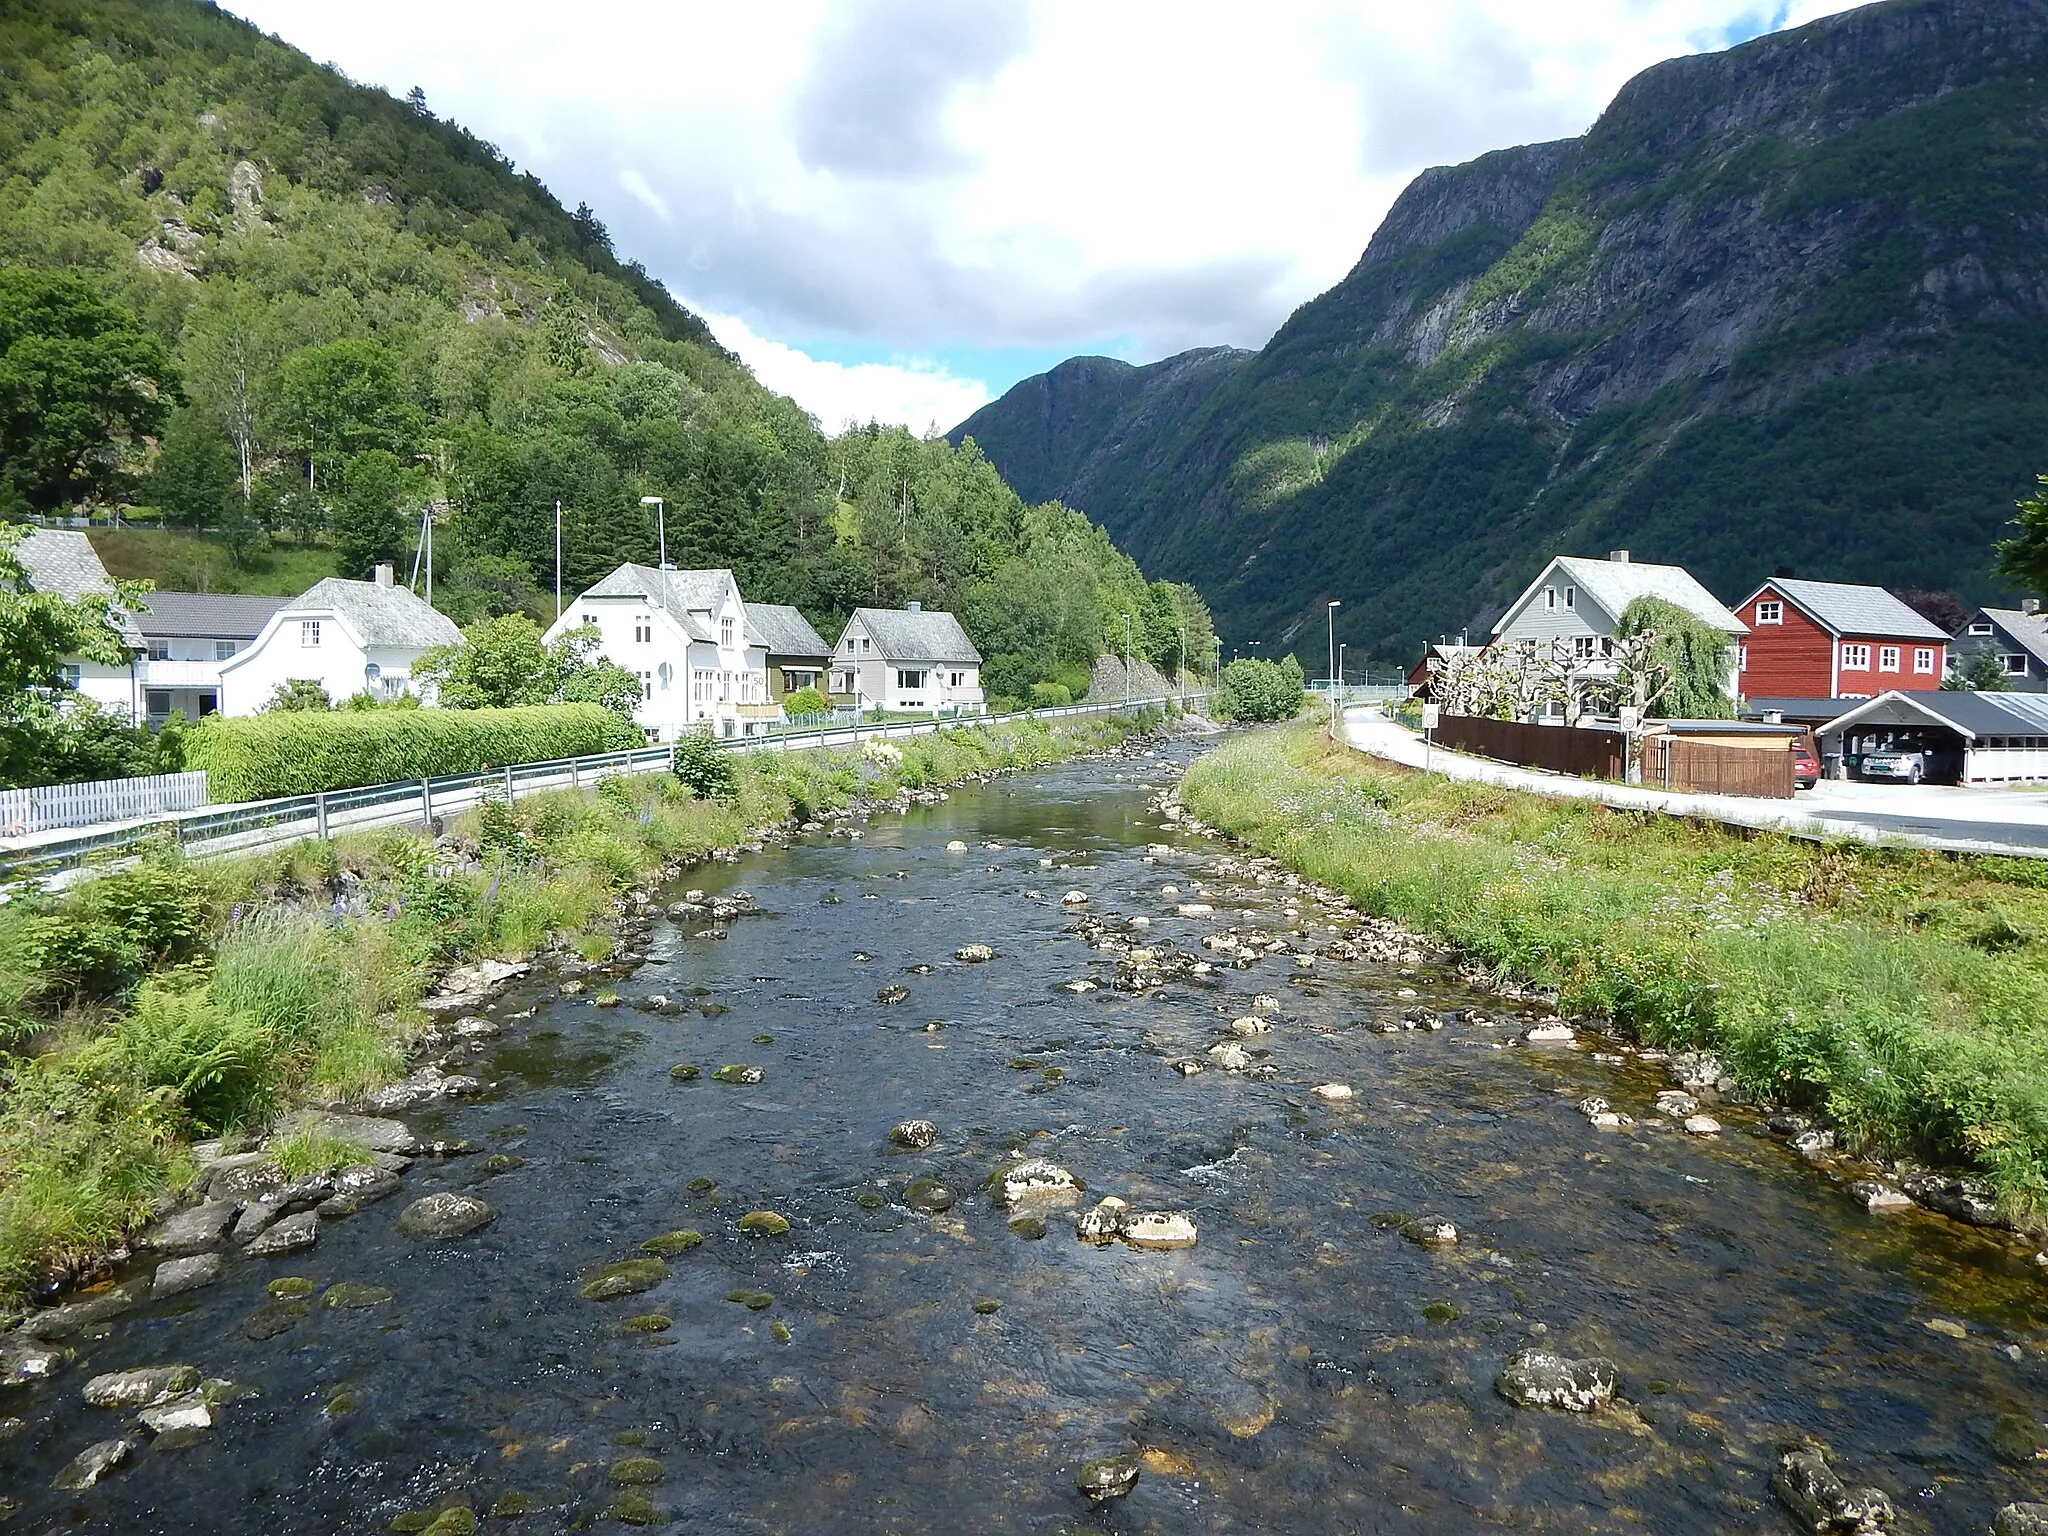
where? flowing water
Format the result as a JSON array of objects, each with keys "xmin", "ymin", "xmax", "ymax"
[{"xmin": 6, "ymin": 744, "xmax": 2048, "ymax": 1534}]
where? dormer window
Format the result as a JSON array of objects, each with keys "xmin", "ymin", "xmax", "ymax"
[
  {"xmin": 1756, "ymin": 601, "xmax": 1783, "ymax": 625},
  {"xmin": 300, "ymin": 620, "xmax": 321, "ymax": 648},
  {"xmin": 634, "ymin": 616, "xmax": 651, "ymax": 644},
  {"xmin": 721, "ymin": 616, "xmax": 735, "ymax": 648}
]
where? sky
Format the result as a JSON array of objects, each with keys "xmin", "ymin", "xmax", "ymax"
[{"xmin": 224, "ymin": 0, "xmax": 1868, "ymax": 432}]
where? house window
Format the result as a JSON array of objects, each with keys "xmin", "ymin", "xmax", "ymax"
[
  {"xmin": 58, "ymin": 664, "xmax": 80, "ymax": 688},
  {"xmin": 897, "ymin": 669, "xmax": 926, "ymax": 691},
  {"xmin": 1914, "ymin": 647, "xmax": 1936, "ymax": 674},
  {"xmin": 1841, "ymin": 643, "xmax": 1871, "ymax": 670},
  {"xmin": 833, "ymin": 670, "xmax": 854, "ymax": 694},
  {"xmin": 861, "ymin": 637, "xmax": 871, "ymax": 653},
  {"xmin": 639, "ymin": 671, "xmax": 652, "ymax": 697},
  {"xmin": 1968, "ymin": 622, "xmax": 1994, "ymax": 635},
  {"xmin": 1756, "ymin": 601, "xmax": 1782, "ymax": 625},
  {"xmin": 1738, "ymin": 645, "xmax": 1749, "ymax": 670},
  {"xmin": 300, "ymin": 620, "xmax": 321, "ymax": 648},
  {"xmin": 1572, "ymin": 635, "xmax": 1597, "ymax": 660},
  {"xmin": 948, "ymin": 671, "xmax": 964, "ymax": 688},
  {"xmin": 146, "ymin": 639, "xmax": 171, "ymax": 660},
  {"xmin": 634, "ymin": 616, "xmax": 651, "ymax": 644},
  {"xmin": 2006, "ymin": 653, "xmax": 2030, "ymax": 676},
  {"xmin": 1542, "ymin": 587, "xmax": 1557, "ymax": 611},
  {"xmin": 844, "ymin": 637, "xmax": 855, "ymax": 652},
  {"xmin": 215, "ymin": 640, "xmax": 240, "ymax": 660},
  {"xmin": 145, "ymin": 689, "xmax": 172, "ymax": 716},
  {"xmin": 1564, "ymin": 587, "xmax": 1575, "ymax": 610},
  {"xmin": 1879, "ymin": 646, "xmax": 1901, "ymax": 672},
  {"xmin": 582, "ymin": 613, "xmax": 597, "ymax": 629},
  {"xmin": 718, "ymin": 672, "xmax": 731, "ymax": 702},
  {"xmin": 721, "ymin": 616, "xmax": 735, "ymax": 647}
]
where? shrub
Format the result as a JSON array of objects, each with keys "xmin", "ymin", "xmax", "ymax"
[
  {"xmin": 186, "ymin": 703, "xmax": 641, "ymax": 799},
  {"xmin": 1215, "ymin": 656, "xmax": 1306, "ymax": 723},
  {"xmin": 988, "ymin": 694, "xmax": 1022, "ymax": 716},
  {"xmin": 671, "ymin": 730, "xmax": 738, "ymax": 801},
  {"xmin": 782, "ymin": 686, "xmax": 829, "ymax": 718},
  {"xmin": 112, "ymin": 982, "xmax": 275, "ymax": 1134},
  {"xmin": 1028, "ymin": 682, "xmax": 1073, "ymax": 708}
]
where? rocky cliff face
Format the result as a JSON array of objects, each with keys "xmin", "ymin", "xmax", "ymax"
[{"xmin": 953, "ymin": 0, "xmax": 2048, "ymax": 664}]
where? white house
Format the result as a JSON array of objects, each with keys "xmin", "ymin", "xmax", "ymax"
[
  {"xmin": 14, "ymin": 528, "xmax": 144, "ymax": 720},
  {"xmin": 134, "ymin": 592, "xmax": 287, "ymax": 725},
  {"xmin": 829, "ymin": 605, "xmax": 985, "ymax": 716},
  {"xmin": 1492, "ymin": 549, "xmax": 1748, "ymax": 702},
  {"xmin": 544, "ymin": 564, "xmax": 774, "ymax": 740},
  {"xmin": 217, "ymin": 568, "xmax": 461, "ymax": 714}
]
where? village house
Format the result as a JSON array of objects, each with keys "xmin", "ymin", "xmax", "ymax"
[
  {"xmin": 1733, "ymin": 577, "xmax": 1947, "ymax": 699},
  {"xmin": 545, "ymin": 564, "xmax": 773, "ymax": 740},
  {"xmin": 829, "ymin": 604, "xmax": 985, "ymax": 716},
  {"xmin": 14, "ymin": 528, "xmax": 144, "ymax": 721},
  {"xmin": 1491, "ymin": 550, "xmax": 1747, "ymax": 703},
  {"xmin": 217, "ymin": 567, "xmax": 461, "ymax": 714},
  {"xmin": 744, "ymin": 602, "xmax": 833, "ymax": 706},
  {"xmin": 134, "ymin": 592, "xmax": 288, "ymax": 725},
  {"xmin": 1952, "ymin": 602, "xmax": 2048, "ymax": 691},
  {"xmin": 1406, "ymin": 642, "xmax": 1485, "ymax": 700}
]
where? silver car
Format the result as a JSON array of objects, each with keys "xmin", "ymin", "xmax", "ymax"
[{"xmin": 1859, "ymin": 749, "xmax": 1928, "ymax": 784}]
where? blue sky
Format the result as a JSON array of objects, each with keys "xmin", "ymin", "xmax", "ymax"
[{"xmin": 228, "ymin": 0, "xmax": 1867, "ymax": 429}]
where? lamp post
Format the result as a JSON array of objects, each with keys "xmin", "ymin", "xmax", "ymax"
[
  {"xmin": 554, "ymin": 500, "xmax": 563, "ymax": 623},
  {"xmin": 1123, "ymin": 613, "xmax": 1133, "ymax": 701},
  {"xmin": 1326, "ymin": 600, "xmax": 1342, "ymax": 735},
  {"xmin": 639, "ymin": 495, "xmax": 669, "ymax": 613},
  {"xmin": 1178, "ymin": 623, "xmax": 1188, "ymax": 700}
]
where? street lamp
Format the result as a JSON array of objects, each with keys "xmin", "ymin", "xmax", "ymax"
[
  {"xmin": 639, "ymin": 495, "xmax": 670, "ymax": 612},
  {"xmin": 1326, "ymin": 600, "xmax": 1342, "ymax": 735},
  {"xmin": 1123, "ymin": 613, "xmax": 1133, "ymax": 701}
]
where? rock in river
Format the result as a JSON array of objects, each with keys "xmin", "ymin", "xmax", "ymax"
[
  {"xmin": 1400, "ymin": 1216, "xmax": 1459, "ymax": 1248},
  {"xmin": 396, "ymin": 1192, "xmax": 497, "ymax": 1239},
  {"xmin": 139, "ymin": 1199, "xmax": 237, "ymax": 1256},
  {"xmin": 152, "ymin": 1253, "xmax": 223, "ymax": 1298},
  {"xmin": 1495, "ymin": 1351, "xmax": 1618, "ymax": 1413},
  {"xmin": 1, "ymin": 1338, "xmax": 66, "ymax": 1387},
  {"xmin": 1076, "ymin": 1197, "xmax": 1129, "ymax": 1243},
  {"xmin": 246, "ymin": 1209, "xmax": 319, "ymax": 1257},
  {"xmin": 889, "ymin": 1120, "xmax": 940, "ymax": 1150},
  {"xmin": 996, "ymin": 1158, "xmax": 1080, "ymax": 1210},
  {"xmin": 738, "ymin": 1211, "xmax": 792, "ymax": 1237},
  {"xmin": 1771, "ymin": 1447, "xmax": 1893, "ymax": 1535},
  {"xmin": 1121, "ymin": 1211, "xmax": 1198, "ymax": 1249},
  {"xmin": 1310, "ymin": 1083, "xmax": 1353, "ymax": 1101},
  {"xmin": 712, "ymin": 1064, "xmax": 764, "ymax": 1084},
  {"xmin": 1997, "ymin": 1504, "xmax": 2048, "ymax": 1536},
  {"xmin": 138, "ymin": 1391, "xmax": 213, "ymax": 1435},
  {"xmin": 84, "ymin": 1365, "xmax": 199, "ymax": 1410},
  {"xmin": 579, "ymin": 1259, "xmax": 669, "ymax": 1301},
  {"xmin": 51, "ymin": 1438, "xmax": 130, "ymax": 1490},
  {"xmin": 954, "ymin": 944, "xmax": 995, "ymax": 963},
  {"xmin": 875, "ymin": 984, "xmax": 910, "ymax": 1005},
  {"xmin": 1076, "ymin": 1453, "xmax": 1141, "ymax": 1502},
  {"xmin": 317, "ymin": 1164, "xmax": 402, "ymax": 1218}
]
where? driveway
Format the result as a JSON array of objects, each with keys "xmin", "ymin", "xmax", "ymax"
[{"xmin": 1341, "ymin": 709, "xmax": 2048, "ymax": 858}]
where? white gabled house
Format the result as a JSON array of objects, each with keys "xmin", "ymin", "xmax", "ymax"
[
  {"xmin": 1492, "ymin": 549, "xmax": 1748, "ymax": 703},
  {"xmin": 134, "ymin": 592, "xmax": 288, "ymax": 725},
  {"xmin": 217, "ymin": 567, "xmax": 462, "ymax": 714},
  {"xmin": 828, "ymin": 604, "xmax": 985, "ymax": 716},
  {"xmin": 544, "ymin": 564, "xmax": 773, "ymax": 740},
  {"xmin": 14, "ymin": 528, "xmax": 145, "ymax": 721}
]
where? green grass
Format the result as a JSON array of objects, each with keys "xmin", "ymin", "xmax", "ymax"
[
  {"xmin": 87, "ymin": 527, "xmax": 341, "ymax": 597},
  {"xmin": 0, "ymin": 711, "xmax": 1151, "ymax": 1300},
  {"xmin": 1180, "ymin": 721, "xmax": 2048, "ymax": 1219}
]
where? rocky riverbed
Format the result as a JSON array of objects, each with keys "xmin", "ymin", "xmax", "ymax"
[{"xmin": 4, "ymin": 740, "xmax": 2048, "ymax": 1533}]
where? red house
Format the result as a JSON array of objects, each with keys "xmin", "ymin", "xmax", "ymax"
[{"xmin": 1734, "ymin": 578, "xmax": 1949, "ymax": 700}]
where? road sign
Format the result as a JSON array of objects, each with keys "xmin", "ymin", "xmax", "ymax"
[{"xmin": 1421, "ymin": 704, "xmax": 1440, "ymax": 729}]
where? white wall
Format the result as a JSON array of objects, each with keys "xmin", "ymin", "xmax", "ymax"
[
  {"xmin": 827, "ymin": 618, "xmax": 983, "ymax": 714},
  {"xmin": 218, "ymin": 613, "xmax": 430, "ymax": 714},
  {"xmin": 547, "ymin": 582, "xmax": 769, "ymax": 741}
]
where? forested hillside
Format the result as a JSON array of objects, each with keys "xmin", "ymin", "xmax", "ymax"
[
  {"xmin": 0, "ymin": 0, "xmax": 1206, "ymax": 697},
  {"xmin": 955, "ymin": 0, "xmax": 2048, "ymax": 665}
]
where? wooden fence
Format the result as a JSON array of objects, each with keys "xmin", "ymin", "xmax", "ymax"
[
  {"xmin": 1434, "ymin": 715, "xmax": 1627, "ymax": 779},
  {"xmin": 0, "ymin": 771, "xmax": 210, "ymax": 836},
  {"xmin": 1640, "ymin": 737, "xmax": 1794, "ymax": 799}
]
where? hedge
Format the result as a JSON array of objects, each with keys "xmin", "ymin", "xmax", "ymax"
[{"xmin": 185, "ymin": 705, "xmax": 643, "ymax": 801}]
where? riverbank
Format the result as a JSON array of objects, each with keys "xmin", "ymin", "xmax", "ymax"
[
  {"xmin": 1178, "ymin": 719, "xmax": 2048, "ymax": 1222},
  {"xmin": 0, "ymin": 710, "xmax": 1168, "ymax": 1304}
]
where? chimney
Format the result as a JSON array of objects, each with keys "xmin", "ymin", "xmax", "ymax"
[
  {"xmin": 906, "ymin": 600, "xmax": 922, "ymax": 613},
  {"xmin": 2026, "ymin": 598, "xmax": 2042, "ymax": 616},
  {"xmin": 373, "ymin": 563, "xmax": 394, "ymax": 587},
  {"xmin": 1608, "ymin": 549, "xmax": 1631, "ymax": 564}
]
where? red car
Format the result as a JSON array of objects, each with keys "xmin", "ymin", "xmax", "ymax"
[{"xmin": 1790, "ymin": 737, "xmax": 1819, "ymax": 790}]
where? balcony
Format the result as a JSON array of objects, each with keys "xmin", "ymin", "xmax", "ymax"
[{"xmin": 140, "ymin": 659, "xmax": 226, "ymax": 688}]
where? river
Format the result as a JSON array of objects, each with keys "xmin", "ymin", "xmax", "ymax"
[{"xmin": 5, "ymin": 741, "xmax": 2047, "ymax": 1533}]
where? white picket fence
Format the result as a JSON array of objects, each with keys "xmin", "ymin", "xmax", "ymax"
[{"xmin": 0, "ymin": 771, "xmax": 211, "ymax": 837}]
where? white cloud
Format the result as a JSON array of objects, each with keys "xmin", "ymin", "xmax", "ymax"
[
  {"xmin": 225, "ymin": 0, "xmax": 1878, "ymax": 410},
  {"xmin": 704, "ymin": 313, "xmax": 992, "ymax": 432}
]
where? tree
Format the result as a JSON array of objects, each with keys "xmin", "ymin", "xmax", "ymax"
[
  {"xmin": 1999, "ymin": 476, "xmax": 2048, "ymax": 599},
  {"xmin": 1947, "ymin": 646, "xmax": 2013, "ymax": 692},
  {"xmin": 0, "ymin": 267, "xmax": 178, "ymax": 511},
  {"xmin": 333, "ymin": 450, "xmax": 412, "ymax": 578},
  {"xmin": 1615, "ymin": 597, "xmax": 1732, "ymax": 718},
  {"xmin": 1892, "ymin": 587, "xmax": 1971, "ymax": 634},
  {"xmin": 276, "ymin": 339, "xmax": 423, "ymax": 489},
  {"xmin": 1214, "ymin": 656, "xmax": 1305, "ymax": 723},
  {"xmin": 569, "ymin": 203, "xmax": 612, "ymax": 255},
  {"xmin": 146, "ymin": 409, "xmax": 238, "ymax": 529},
  {"xmin": 552, "ymin": 632, "xmax": 643, "ymax": 719},
  {"xmin": 263, "ymin": 679, "xmax": 332, "ymax": 711},
  {"xmin": 413, "ymin": 613, "xmax": 643, "ymax": 719}
]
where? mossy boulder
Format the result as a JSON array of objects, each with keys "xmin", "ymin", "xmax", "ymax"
[
  {"xmin": 489, "ymin": 1493, "xmax": 538, "ymax": 1517},
  {"xmin": 640, "ymin": 1230, "xmax": 702, "ymax": 1257},
  {"xmin": 608, "ymin": 1457, "xmax": 664, "ymax": 1485},
  {"xmin": 578, "ymin": 1258, "xmax": 670, "ymax": 1301},
  {"xmin": 481, "ymin": 1154, "xmax": 524, "ymax": 1175},
  {"xmin": 617, "ymin": 1313, "xmax": 672, "ymax": 1334},
  {"xmin": 243, "ymin": 1300, "xmax": 308, "ymax": 1340},
  {"xmin": 711, "ymin": 1064, "xmax": 763, "ymax": 1084},
  {"xmin": 608, "ymin": 1495, "xmax": 662, "ymax": 1526},
  {"xmin": 724, "ymin": 1289, "xmax": 774, "ymax": 1310},
  {"xmin": 322, "ymin": 1283, "xmax": 394, "ymax": 1310},
  {"xmin": 904, "ymin": 1179, "xmax": 955, "ymax": 1213},
  {"xmin": 737, "ymin": 1211, "xmax": 790, "ymax": 1237},
  {"xmin": 266, "ymin": 1276, "xmax": 315, "ymax": 1299},
  {"xmin": 668, "ymin": 1064, "xmax": 700, "ymax": 1082}
]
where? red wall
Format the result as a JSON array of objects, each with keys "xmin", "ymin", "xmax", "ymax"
[{"xmin": 1737, "ymin": 584, "xmax": 1947, "ymax": 698}]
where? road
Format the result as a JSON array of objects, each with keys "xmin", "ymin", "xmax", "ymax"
[{"xmin": 1341, "ymin": 708, "xmax": 2048, "ymax": 858}]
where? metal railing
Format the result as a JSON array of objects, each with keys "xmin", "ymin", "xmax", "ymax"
[{"xmin": 0, "ymin": 695, "xmax": 1194, "ymax": 887}]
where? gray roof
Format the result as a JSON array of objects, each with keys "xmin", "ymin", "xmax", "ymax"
[
  {"xmin": 1818, "ymin": 689, "xmax": 2048, "ymax": 741},
  {"xmin": 583, "ymin": 564, "xmax": 746, "ymax": 644},
  {"xmin": 1742, "ymin": 697, "xmax": 1859, "ymax": 724},
  {"xmin": 846, "ymin": 607, "xmax": 982, "ymax": 665},
  {"xmin": 1518, "ymin": 556, "xmax": 1747, "ymax": 634},
  {"xmin": 135, "ymin": 592, "xmax": 288, "ymax": 641},
  {"xmin": 744, "ymin": 602, "xmax": 830, "ymax": 660},
  {"xmin": 1761, "ymin": 578, "xmax": 1949, "ymax": 641},
  {"xmin": 290, "ymin": 578, "xmax": 462, "ymax": 650},
  {"xmin": 14, "ymin": 528, "xmax": 143, "ymax": 646},
  {"xmin": 1973, "ymin": 609, "xmax": 2048, "ymax": 670}
]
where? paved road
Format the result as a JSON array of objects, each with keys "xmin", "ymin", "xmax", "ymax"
[{"xmin": 1342, "ymin": 709, "xmax": 2048, "ymax": 858}]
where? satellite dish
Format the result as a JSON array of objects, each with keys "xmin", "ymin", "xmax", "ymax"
[{"xmin": 364, "ymin": 663, "xmax": 381, "ymax": 681}]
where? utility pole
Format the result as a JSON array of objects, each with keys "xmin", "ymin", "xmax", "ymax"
[
  {"xmin": 641, "ymin": 496, "xmax": 669, "ymax": 615},
  {"xmin": 1123, "ymin": 613, "xmax": 1133, "ymax": 701},
  {"xmin": 1326, "ymin": 600, "xmax": 1342, "ymax": 736},
  {"xmin": 554, "ymin": 500, "xmax": 563, "ymax": 623},
  {"xmin": 1179, "ymin": 624, "xmax": 1188, "ymax": 700}
]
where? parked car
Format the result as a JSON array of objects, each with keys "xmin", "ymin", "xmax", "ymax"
[
  {"xmin": 1790, "ymin": 738, "xmax": 1819, "ymax": 790},
  {"xmin": 1859, "ymin": 748, "xmax": 1929, "ymax": 784}
]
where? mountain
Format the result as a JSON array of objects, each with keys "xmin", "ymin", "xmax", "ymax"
[
  {"xmin": 0, "ymin": 0, "xmax": 1203, "ymax": 696},
  {"xmin": 953, "ymin": 0, "xmax": 2048, "ymax": 665}
]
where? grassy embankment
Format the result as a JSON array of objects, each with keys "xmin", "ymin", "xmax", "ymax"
[
  {"xmin": 0, "ymin": 712, "xmax": 1154, "ymax": 1301},
  {"xmin": 1181, "ymin": 720, "xmax": 2048, "ymax": 1218},
  {"xmin": 88, "ymin": 528, "xmax": 341, "ymax": 597}
]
